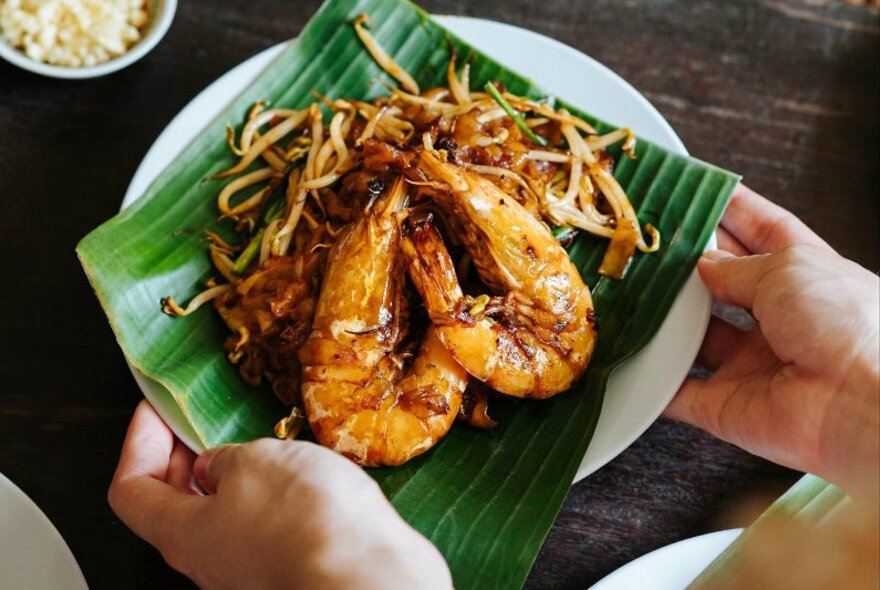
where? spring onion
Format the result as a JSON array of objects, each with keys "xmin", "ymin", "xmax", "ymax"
[
  {"xmin": 232, "ymin": 186, "xmax": 288, "ymax": 274},
  {"xmin": 483, "ymin": 82, "xmax": 549, "ymax": 147}
]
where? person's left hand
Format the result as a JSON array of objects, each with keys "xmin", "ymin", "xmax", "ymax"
[{"xmin": 108, "ymin": 401, "xmax": 452, "ymax": 590}]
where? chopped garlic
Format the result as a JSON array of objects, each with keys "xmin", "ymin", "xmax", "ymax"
[{"xmin": 0, "ymin": 0, "xmax": 149, "ymax": 68}]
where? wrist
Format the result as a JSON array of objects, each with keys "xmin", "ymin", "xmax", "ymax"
[
  {"xmin": 825, "ymin": 346, "xmax": 880, "ymax": 501},
  {"xmin": 302, "ymin": 514, "xmax": 451, "ymax": 590}
]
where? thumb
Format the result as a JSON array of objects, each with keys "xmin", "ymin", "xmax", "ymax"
[
  {"xmin": 108, "ymin": 402, "xmax": 203, "ymax": 552},
  {"xmin": 698, "ymin": 250, "xmax": 775, "ymax": 309},
  {"xmin": 193, "ymin": 444, "xmax": 239, "ymax": 495}
]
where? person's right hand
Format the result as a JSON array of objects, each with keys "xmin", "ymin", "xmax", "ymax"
[
  {"xmin": 108, "ymin": 401, "xmax": 452, "ymax": 590},
  {"xmin": 665, "ymin": 185, "xmax": 879, "ymax": 500}
]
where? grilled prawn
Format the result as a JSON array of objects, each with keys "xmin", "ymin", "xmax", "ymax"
[
  {"xmin": 403, "ymin": 151, "xmax": 597, "ymax": 398},
  {"xmin": 297, "ymin": 177, "xmax": 467, "ymax": 466}
]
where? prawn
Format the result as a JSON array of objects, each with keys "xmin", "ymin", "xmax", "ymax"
[
  {"xmin": 298, "ymin": 177, "xmax": 467, "ymax": 466},
  {"xmin": 402, "ymin": 151, "xmax": 597, "ymax": 398}
]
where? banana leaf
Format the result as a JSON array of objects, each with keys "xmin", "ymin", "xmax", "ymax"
[
  {"xmin": 77, "ymin": 0, "xmax": 739, "ymax": 587},
  {"xmin": 690, "ymin": 475, "xmax": 850, "ymax": 589}
]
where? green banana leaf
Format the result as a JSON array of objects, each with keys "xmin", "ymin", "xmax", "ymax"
[
  {"xmin": 77, "ymin": 0, "xmax": 739, "ymax": 587},
  {"xmin": 690, "ymin": 475, "xmax": 850, "ymax": 589}
]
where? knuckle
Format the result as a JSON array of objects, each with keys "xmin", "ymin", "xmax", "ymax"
[
  {"xmin": 238, "ymin": 438, "xmax": 284, "ymax": 466},
  {"xmin": 218, "ymin": 442, "xmax": 249, "ymax": 469},
  {"xmin": 285, "ymin": 441, "xmax": 380, "ymax": 492},
  {"xmin": 778, "ymin": 244, "xmax": 807, "ymax": 264},
  {"xmin": 277, "ymin": 439, "xmax": 324, "ymax": 466},
  {"xmin": 778, "ymin": 243, "xmax": 828, "ymax": 268},
  {"xmin": 199, "ymin": 445, "xmax": 247, "ymax": 490},
  {"xmin": 248, "ymin": 437, "xmax": 284, "ymax": 455},
  {"xmin": 762, "ymin": 246, "xmax": 817, "ymax": 294}
]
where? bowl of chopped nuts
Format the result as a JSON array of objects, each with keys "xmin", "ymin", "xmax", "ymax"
[{"xmin": 0, "ymin": 0, "xmax": 176, "ymax": 79}]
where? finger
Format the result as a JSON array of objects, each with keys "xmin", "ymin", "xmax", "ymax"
[
  {"xmin": 167, "ymin": 440, "xmax": 199, "ymax": 494},
  {"xmin": 696, "ymin": 315, "xmax": 745, "ymax": 371},
  {"xmin": 109, "ymin": 401, "xmax": 201, "ymax": 548},
  {"xmin": 663, "ymin": 377, "xmax": 720, "ymax": 435},
  {"xmin": 698, "ymin": 250, "xmax": 775, "ymax": 308},
  {"xmin": 716, "ymin": 226, "xmax": 749, "ymax": 257},
  {"xmin": 720, "ymin": 184, "xmax": 832, "ymax": 255},
  {"xmin": 193, "ymin": 444, "xmax": 239, "ymax": 495},
  {"xmin": 112, "ymin": 400, "xmax": 174, "ymax": 484}
]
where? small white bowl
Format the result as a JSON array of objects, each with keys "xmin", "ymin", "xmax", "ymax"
[{"xmin": 0, "ymin": 0, "xmax": 176, "ymax": 79}]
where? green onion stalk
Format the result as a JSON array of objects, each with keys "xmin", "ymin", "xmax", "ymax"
[
  {"xmin": 484, "ymin": 82, "xmax": 549, "ymax": 147},
  {"xmin": 232, "ymin": 182, "xmax": 288, "ymax": 274}
]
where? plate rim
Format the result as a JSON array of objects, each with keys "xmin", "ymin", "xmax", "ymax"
[
  {"xmin": 121, "ymin": 15, "xmax": 713, "ymax": 483},
  {"xmin": 0, "ymin": 472, "xmax": 89, "ymax": 590},
  {"xmin": 588, "ymin": 528, "xmax": 743, "ymax": 589}
]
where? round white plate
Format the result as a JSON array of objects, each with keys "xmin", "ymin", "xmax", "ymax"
[
  {"xmin": 122, "ymin": 16, "xmax": 712, "ymax": 482},
  {"xmin": 0, "ymin": 473, "xmax": 88, "ymax": 590},
  {"xmin": 589, "ymin": 529, "xmax": 742, "ymax": 589}
]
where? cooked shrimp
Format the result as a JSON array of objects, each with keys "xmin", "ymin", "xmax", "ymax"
[
  {"xmin": 298, "ymin": 177, "xmax": 467, "ymax": 466},
  {"xmin": 402, "ymin": 151, "xmax": 597, "ymax": 398}
]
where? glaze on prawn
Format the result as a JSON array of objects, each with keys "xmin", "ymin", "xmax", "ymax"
[
  {"xmin": 403, "ymin": 151, "xmax": 597, "ymax": 398},
  {"xmin": 298, "ymin": 178, "xmax": 467, "ymax": 466}
]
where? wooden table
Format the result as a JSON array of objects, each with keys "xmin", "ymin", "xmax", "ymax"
[{"xmin": 0, "ymin": 1, "xmax": 876, "ymax": 587}]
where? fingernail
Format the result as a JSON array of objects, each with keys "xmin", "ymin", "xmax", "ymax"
[{"xmin": 701, "ymin": 250, "xmax": 734, "ymax": 263}]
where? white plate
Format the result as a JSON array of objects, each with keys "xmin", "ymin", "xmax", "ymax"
[
  {"xmin": 122, "ymin": 16, "xmax": 713, "ymax": 482},
  {"xmin": 0, "ymin": 473, "xmax": 88, "ymax": 590},
  {"xmin": 589, "ymin": 529, "xmax": 742, "ymax": 589}
]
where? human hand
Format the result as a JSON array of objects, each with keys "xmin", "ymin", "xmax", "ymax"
[
  {"xmin": 108, "ymin": 401, "xmax": 452, "ymax": 590},
  {"xmin": 665, "ymin": 185, "xmax": 880, "ymax": 500}
]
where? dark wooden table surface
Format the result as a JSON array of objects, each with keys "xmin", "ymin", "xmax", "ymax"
[{"xmin": 1, "ymin": 0, "xmax": 877, "ymax": 588}]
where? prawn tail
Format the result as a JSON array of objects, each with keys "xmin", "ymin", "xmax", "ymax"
[{"xmin": 402, "ymin": 214, "xmax": 467, "ymax": 322}]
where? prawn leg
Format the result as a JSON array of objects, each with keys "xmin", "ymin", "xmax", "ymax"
[{"xmin": 405, "ymin": 152, "xmax": 597, "ymax": 398}]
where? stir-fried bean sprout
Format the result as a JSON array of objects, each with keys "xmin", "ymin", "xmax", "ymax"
[{"xmin": 160, "ymin": 12, "xmax": 659, "ymax": 429}]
